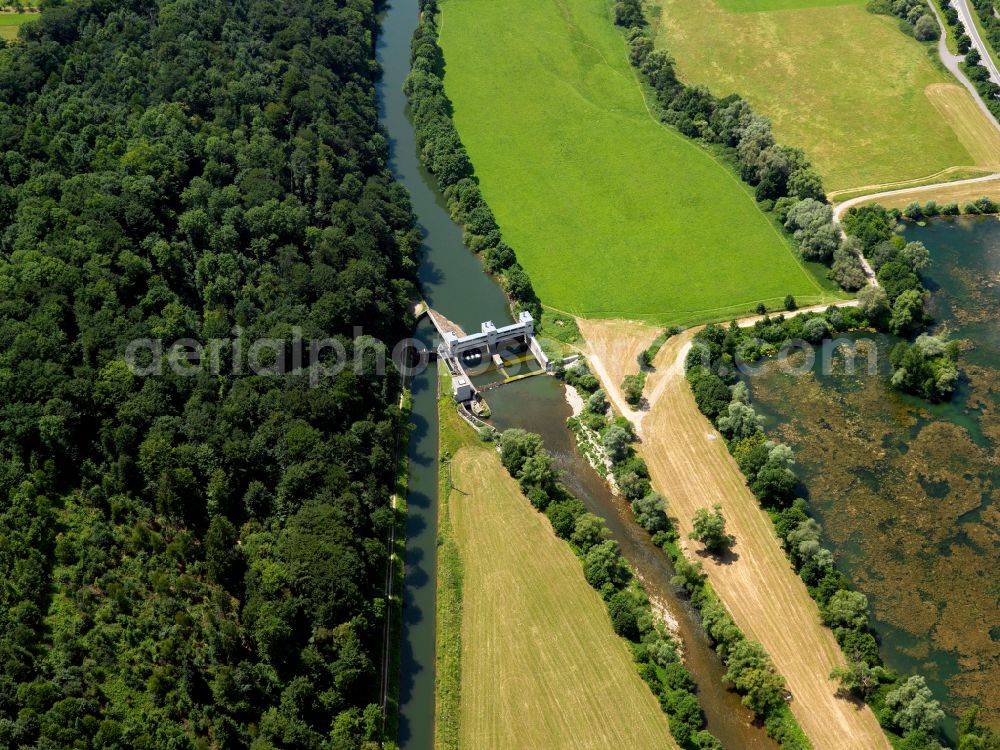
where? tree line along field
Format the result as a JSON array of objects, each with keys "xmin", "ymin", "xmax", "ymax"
[
  {"xmin": 852, "ymin": 179, "xmax": 1000, "ymax": 210},
  {"xmin": 578, "ymin": 319, "xmax": 893, "ymax": 749},
  {"xmin": 437, "ymin": 0, "xmax": 844, "ymax": 327},
  {"xmin": 438, "ymin": 393, "xmax": 678, "ymax": 749},
  {"xmin": 649, "ymin": 0, "xmax": 1000, "ymax": 193}
]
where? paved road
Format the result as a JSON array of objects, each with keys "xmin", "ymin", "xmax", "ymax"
[
  {"xmin": 953, "ymin": 0, "xmax": 1000, "ymax": 86},
  {"xmin": 830, "ymin": 172, "xmax": 1000, "ymax": 286},
  {"xmin": 832, "ymin": 172, "xmax": 1000, "ymax": 221},
  {"xmin": 927, "ymin": 0, "xmax": 1000, "ymax": 131}
]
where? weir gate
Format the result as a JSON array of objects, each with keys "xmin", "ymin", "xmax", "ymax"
[{"xmin": 427, "ymin": 310, "xmax": 550, "ymax": 404}]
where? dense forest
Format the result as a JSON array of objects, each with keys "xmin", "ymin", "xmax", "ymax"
[{"xmin": 0, "ymin": 0, "xmax": 418, "ymax": 747}]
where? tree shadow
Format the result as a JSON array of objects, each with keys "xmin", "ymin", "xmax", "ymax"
[
  {"xmin": 694, "ymin": 538, "xmax": 740, "ymax": 566},
  {"xmin": 834, "ymin": 689, "xmax": 872, "ymax": 712},
  {"xmin": 404, "ymin": 512, "xmax": 427, "ymax": 538}
]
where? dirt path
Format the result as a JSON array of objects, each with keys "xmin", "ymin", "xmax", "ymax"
[
  {"xmin": 732, "ymin": 299, "xmax": 860, "ymax": 330},
  {"xmin": 825, "ymin": 2, "xmax": 1000, "ymax": 226},
  {"xmin": 826, "ymin": 165, "xmax": 993, "ymax": 201},
  {"xmin": 831, "ymin": 171, "xmax": 1000, "ymax": 284},
  {"xmin": 578, "ymin": 303, "xmax": 859, "ymax": 437},
  {"xmin": 579, "ymin": 318, "xmax": 891, "ymax": 750},
  {"xmin": 831, "ymin": 170, "xmax": 1000, "ymax": 286},
  {"xmin": 833, "ymin": 172, "xmax": 1000, "ymax": 221}
]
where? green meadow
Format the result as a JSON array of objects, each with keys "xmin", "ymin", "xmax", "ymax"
[
  {"xmin": 0, "ymin": 12, "xmax": 38, "ymax": 41},
  {"xmin": 437, "ymin": 0, "xmax": 842, "ymax": 326},
  {"xmin": 651, "ymin": 0, "xmax": 1000, "ymax": 191}
]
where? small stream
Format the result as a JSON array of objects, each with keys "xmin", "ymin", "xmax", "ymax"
[
  {"xmin": 488, "ymin": 377, "xmax": 776, "ymax": 749},
  {"xmin": 377, "ymin": 0, "xmax": 775, "ymax": 746}
]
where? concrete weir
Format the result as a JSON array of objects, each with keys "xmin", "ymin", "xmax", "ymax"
[{"xmin": 430, "ymin": 310, "xmax": 550, "ymax": 402}]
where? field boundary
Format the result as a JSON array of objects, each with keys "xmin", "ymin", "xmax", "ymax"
[
  {"xmin": 650, "ymin": 0, "xmax": 995, "ymax": 190},
  {"xmin": 444, "ymin": 381, "xmax": 684, "ymax": 747},
  {"xmin": 832, "ymin": 172, "xmax": 1000, "ymax": 219},
  {"xmin": 827, "ymin": 165, "xmax": 995, "ymax": 201},
  {"xmin": 605, "ymin": 11, "xmax": 831, "ymax": 302},
  {"xmin": 579, "ymin": 318, "xmax": 892, "ymax": 749},
  {"xmin": 435, "ymin": 367, "xmax": 467, "ymax": 750},
  {"xmin": 434, "ymin": 0, "xmax": 846, "ymax": 325},
  {"xmin": 558, "ymin": 337, "xmax": 813, "ymax": 747}
]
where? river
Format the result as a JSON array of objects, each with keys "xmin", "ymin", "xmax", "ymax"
[
  {"xmin": 377, "ymin": 0, "xmax": 777, "ymax": 747},
  {"xmin": 488, "ymin": 376, "xmax": 777, "ymax": 748},
  {"xmin": 744, "ymin": 216, "xmax": 1000, "ymax": 735},
  {"xmin": 377, "ymin": 0, "xmax": 508, "ymax": 745}
]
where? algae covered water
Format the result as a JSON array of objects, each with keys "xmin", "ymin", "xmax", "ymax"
[{"xmin": 744, "ymin": 216, "xmax": 1000, "ymax": 729}]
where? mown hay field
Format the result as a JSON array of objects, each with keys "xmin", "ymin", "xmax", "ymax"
[
  {"xmin": 445, "ymin": 433, "xmax": 678, "ymax": 748},
  {"xmin": 650, "ymin": 0, "xmax": 1000, "ymax": 191}
]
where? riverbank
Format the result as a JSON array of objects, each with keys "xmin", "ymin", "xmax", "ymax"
[
  {"xmin": 439, "ymin": 372, "xmax": 681, "ymax": 748},
  {"xmin": 384, "ymin": 0, "xmax": 775, "ymax": 743},
  {"xmin": 488, "ymin": 375, "xmax": 781, "ymax": 748},
  {"xmin": 435, "ymin": 0, "xmax": 841, "ymax": 324},
  {"xmin": 580, "ymin": 318, "xmax": 891, "ymax": 750},
  {"xmin": 381, "ymin": 387, "xmax": 413, "ymax": 742},
  {"xmin": 435, "ymin": 368, "xmax": 465, "ymax": 750}
]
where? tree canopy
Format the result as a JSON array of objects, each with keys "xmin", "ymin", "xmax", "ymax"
[{"xmin": 0, "ymin": 0, "xmax": 418, "ymax": 746}]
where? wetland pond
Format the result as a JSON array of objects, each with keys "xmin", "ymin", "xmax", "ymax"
[{"xmin": 743, "ymin": 216, "xmax": 1000, "ymax": 732}]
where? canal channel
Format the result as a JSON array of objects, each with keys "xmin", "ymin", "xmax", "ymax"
[{"xmin": 377, "ymin": 1, "xmax": 776, "ymax": 746}]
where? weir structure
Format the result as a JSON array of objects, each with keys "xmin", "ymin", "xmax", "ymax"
[{"xmin": 432, "ymin": 310, "xmax": 550, "ymax": 402}]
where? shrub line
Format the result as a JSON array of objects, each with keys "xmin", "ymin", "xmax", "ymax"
[
  {"xmin": 612, "ymin": 0, "xmax": 862, "ymax": 297},
  {"xmin": 405, "ymin": 0, "xmax": 541, "ymax": 320},
  {"xmin": 491, "ymin": 417, "xmax": 727, "ymax": 750},
  {"xmin": 681, "ymin": 307, "xmax": 986, "ymax": 748},
  {"xmin": 552, "ymin": 356, "xmax": 811, "ymax": 748}
]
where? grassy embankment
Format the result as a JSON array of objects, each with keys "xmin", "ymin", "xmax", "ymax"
[
  {"xmin": 435, "ymin": 370, "xmax": 679, "ymax": 749},
  {"xmin": 438, "ymin": 0, "xmax": 843, "ymax": 327},
  {"xmin": 579, "ymin": 318, "xmax": 891, "ymax": 750},
  {"xmin": 435, "ymin": 371, "xmax": 464, "ymax": 750},
  {"xmin": 382, "ymin": 388, "xmax": 412, "ymax": 745},
  {"xmin": 828, "ymin": 166, "xmax": 997, "ymax": 203},
  {"xmin": 930, "ymin": 0, "xmax": 960, "ymax": 54},
  {"xmin": 650, "ymin": 0, "xmax": 1000, "ymax": 192}
]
